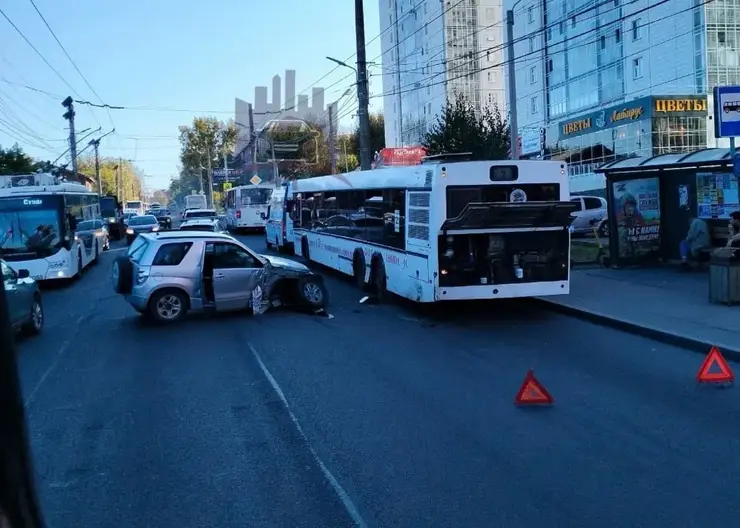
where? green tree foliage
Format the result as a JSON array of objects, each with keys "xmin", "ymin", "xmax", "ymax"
[
  {"xmin": 0, "ymin": 144, "xmax": 38, "ymax": 175},
  {"xmin": 422, "ymin": 96, "xmax": 509, "ymax": 160},
  {"xmin": 177, "ymin": 117, "xmax": 238, "ymax": 196},
  {"xmin": 150, "ymin": 189, "xmax": 169, "ymax": 205},
  {"xmin": 77, "ymin": 156, "xmax": 142, "ymax": 200},
  {"xmin": 349, "ymin": 113, "xmax": 385, "ymax": 158}
]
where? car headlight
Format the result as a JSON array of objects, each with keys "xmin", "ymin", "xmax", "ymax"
[
  {"xmin": 152, "ymin": 225, "xmax": 160, "ymax": 231},
  {"xmin": 126, "ymin": 228, "xmax": 134, "ymax": 235}
]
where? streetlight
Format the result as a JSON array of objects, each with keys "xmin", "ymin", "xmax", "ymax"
[
  {"xmin": 326, "ymin": 56, "xmax": 357, "ymax": 73},
  {"xmin": 327, "ymin": 55, "xmax": 371, "ymax": 170},
  {"xmin": 329, "ymin": 88, "xmax": 353, "ymax": 174}
]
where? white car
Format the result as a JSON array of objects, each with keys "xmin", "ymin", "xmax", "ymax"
[
  {"xmin": 179, "ymin": 218, "xmax": 226, "ymax": 233},
  {"xmin": 569, "ymin": 196, "xmax": 607, "ymax": 235}
]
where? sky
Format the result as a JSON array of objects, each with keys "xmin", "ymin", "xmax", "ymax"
[{"xmin": 0, "ymin": 0, "xmax": 382, "ymax": 191}]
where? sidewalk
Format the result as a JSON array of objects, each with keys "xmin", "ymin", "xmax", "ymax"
[{"xmin": 536, "ymin": 267, "xmax": 740, "ymax": 359}]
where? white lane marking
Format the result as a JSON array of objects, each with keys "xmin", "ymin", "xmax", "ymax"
[
  {"xmin": 25, "ymin": 314, "xmax": 85, "ymax": 409},
  {"xmin": 248, "ymin": 342, "xmax": 367, "ymax": 528}
]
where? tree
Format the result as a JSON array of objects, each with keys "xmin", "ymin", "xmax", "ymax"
[
  {"xmin": 0, "ymin": 144, "xmax": 38, "ymax": 175},
  {"xmin": 349, "ymin": 113, "xmax": 385, "ymax": 159},
  {"xmin": 76, "ymin": 156, "xmax": 143, "ymax": 200},
  {"xmin": 178, "ymin": 116, "xmax": 238, "ymax": 196},
  {"xmin": 422, "ymin": 95, "xmax": 509, "ymax": 160}
]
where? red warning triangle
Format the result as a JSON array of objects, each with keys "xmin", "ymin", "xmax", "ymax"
[
  {"xmin": 515, "ymin": 369, "xmax": 554, "ymax": 405},
  {"xmin": 696, "ymin": 346, "xmax": 734, "ymax": 384}
]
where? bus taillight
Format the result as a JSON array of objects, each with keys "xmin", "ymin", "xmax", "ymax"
[{"xmin": 236, "ymin": 210, "xmax": 241, "ymax": 219}]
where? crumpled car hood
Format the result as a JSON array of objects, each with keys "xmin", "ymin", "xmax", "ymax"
[{"xmin": 262, "ymin": 254, "xmax": 310, "ymax": 274}]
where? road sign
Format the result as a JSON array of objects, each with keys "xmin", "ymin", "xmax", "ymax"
[
  {"xmin": 250, "ymin": 175, "xmax": 262, "ymax": 186},
  {"xmin": 514, "ymin": 369, "xmax": 554, "ymax": 405},
  {"xmin": 713, "ymin": 86, "xmax": 740, "ymax": 138},
  {"xmin": 696, "ymin": 346, "xmax": 734, "ymax": 384}
]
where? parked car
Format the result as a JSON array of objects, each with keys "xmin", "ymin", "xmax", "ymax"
[
  {"xmin": 112, "ymin": 231, "xmax": 328, "ymax": 323},
  {"xmin": 125, "ymin": 214, "xmax": 160, "ymax": 245},
  {"xmin": 1, "ymin": 259, "xmax": 43, "ymax": 335},
  {"xmin": 569, "ymin": 195, "xmax": 608, "ymax": 235}
]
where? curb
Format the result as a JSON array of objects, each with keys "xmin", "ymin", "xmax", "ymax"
[{"xmin": 533, "ymin": 298, "xmax": 740, "ymax": 363}]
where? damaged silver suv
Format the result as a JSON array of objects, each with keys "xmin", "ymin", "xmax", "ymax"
[{"xmin": 112, "ymin": 231, "xmax": 328, "ymax": 323}]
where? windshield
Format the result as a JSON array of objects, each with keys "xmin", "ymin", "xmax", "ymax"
[
  {"xmin": 180, "ymin": 224, "xmax": 215, "ymax": 232},
  {"xmin": 186, "ymin": 210, "xmax": 217, "ymax": 219},
  {"xmin": 129, "ymin": 215, "xmax": 158, "ymax": 226},
  {"xmin": 0, "ymin": 196, "xmax": 64, "ymax": 256},
  {"xmin": 125, "ymin": 201, "xmax": 142, "ymax": 209},
  {"xmin": 240, "ymin": 188, "xmax": 272, "ymax": 206}
]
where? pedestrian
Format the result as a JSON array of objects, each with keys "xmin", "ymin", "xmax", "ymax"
[
  {"xmin": 680, "ymin": 215, "xmax": 710, "ymax": 263},
  {"xmin": 727, "ymin": 211, "xmax": 740, "ymax": 248}
]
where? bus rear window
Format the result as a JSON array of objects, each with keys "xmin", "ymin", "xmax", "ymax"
[{"xmin": 446, "ymin": 184, "xmax": 560, "ymax": 219}]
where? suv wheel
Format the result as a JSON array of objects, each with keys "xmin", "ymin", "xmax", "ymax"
[{"xmin": 148, "ymin": 289, "xmax": 188, "ymax": 323}]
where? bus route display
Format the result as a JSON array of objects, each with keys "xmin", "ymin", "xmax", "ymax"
[{"xmin": 696, "ymin": 172, "xmax": 740, "ymax": 220}]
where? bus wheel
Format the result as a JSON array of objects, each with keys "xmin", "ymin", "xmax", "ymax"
[
  {"xmin": 370, "ymin": 256, "xmax": 387, "ymax": 301},
  {"xmin": 301, "ymin": 236, "xmax": 310, "ymax": 261},
  {"xmin": 352, "ymin": 249, "xmax": 366, "ymax": 290}
]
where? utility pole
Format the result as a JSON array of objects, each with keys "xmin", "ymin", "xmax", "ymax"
[
  {"xmin": 118, "ymin": 157, "xmax": 123, "ymax": 201},
  {"xmin": 329, "ymin": 104, "xmax": 336, "ymax": 174},
  {"xmin": 247, "ymin": 103, "xmax": 255, "ymax": 137},
  {"xmin": 354, "ymin": 0, "xmax": 372, "ymax": 170},
  {"xmin": 206, "ymin": 146, "xmax": 213, "ymax": 208},
  {"xmin": 270, "ymin": 139, "xmax": 279, "ymax": 182},
  {"xmin": 393, "ymin": 3, "xmax": 403, "ymax": 145},
  {"xmin": 62, "ymin": 97, "xmax": 79, "ymax": 176},
  {"xmin": 506, "ymin": 9, "xmax": 519, "ymax": 160},
  {"xmin": 89, "ymin": 139, "xmax": 101, "ymax": 193}
]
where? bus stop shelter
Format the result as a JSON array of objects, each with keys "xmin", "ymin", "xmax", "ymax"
[{"xmin": 595, "ymin": 148, "xmax": 736, "ymax": 267}]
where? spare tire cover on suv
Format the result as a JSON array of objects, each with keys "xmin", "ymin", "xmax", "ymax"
[{"xmin": 113, "ymin": 256, "xmax": 134, "ymax": 294}]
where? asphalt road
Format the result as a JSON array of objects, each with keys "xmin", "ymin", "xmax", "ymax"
[{"xmin": 14, "ymin": 233, "xmax": 740, "ymax": 528}]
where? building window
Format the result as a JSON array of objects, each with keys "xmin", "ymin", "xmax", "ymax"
[
  {"xmin": 529, "ymin": 37, "xmax": 534, "ymax": 52},
  {"xmin": 531, "ymin": 96, "xmax": 539, "ymax": 114},
  {"xmin": 530, "ymin": 66, "xmax": 537, "ymax": 84},
  {"xmin": 486, "ymin": 7, "xmax": 495, "ymax": 19},
  {"xmin": 528, "ymin": 6, "xmax": 534, "ymax": 23},
  {"xmin": 600, "ymin": 35, "xmax": 606, "ymax": 49},
  {"xmin": 632, "ymin": 57, "xmax": 643, "ymax": 79},
  {"xmin": 487, "ymin": 71, "xmax": 492, "ymax": 82},
  {"xmin": 559, "ymin": 21, "xmax": 565, "ymax": 35},
  {"xmin": 488, "ymin": 93, "xmax": 493, "ymax": 105},
  {"xmin": 425, "ymin": 25, "xmax": 428, "ymax": 35},
  {"xmin": 632, "ymin": 19, "xmax": 641, "ymax": 40},
  {"xmin": 616, "ymin": 28, "xmax": 621, "ymax": 42},
  {"xmin": 571, "ymin": 16, "xmax": 576, "ymax": 28}
]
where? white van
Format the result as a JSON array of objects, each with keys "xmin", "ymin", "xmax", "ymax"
[{"xmin": 264, "ymin": 183, "xmax": 295, "ymax": 253}]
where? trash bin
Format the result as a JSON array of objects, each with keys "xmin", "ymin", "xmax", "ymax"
[{"xmin": 709, "ymin": 248, "xmax": 740, "ymax": 305}]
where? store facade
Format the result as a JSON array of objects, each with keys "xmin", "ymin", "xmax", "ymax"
[{"xmin": 550, "ymin": 95, "xmax": 709, "ymax": 195}]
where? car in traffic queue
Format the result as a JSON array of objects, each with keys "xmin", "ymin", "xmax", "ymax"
[
  {"xmin": 76, "ymin": 219, "xmax": 111, "ymax": 252},
  {"xmin": 111, "ymin": 231, "xmax": 328, "ymax": 323},
  {"xmin": 125, "ymin": 214, "xmax": 160, "ymax": 245},
  {"xmin": 147, "ymin": 208, "xmax": 172, "ymax": 230},
  {"xmin": 178, "ymin": 218, "xmax": 227, "ymax": 234},
  {"xmin": 2, "ymin": 258, "xmax": 43, "ymax": 335}
]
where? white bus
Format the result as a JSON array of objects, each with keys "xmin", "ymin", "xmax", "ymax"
[
  {"xmin": 225, "ymin": 184, "xmax": 274, "ymax": 232},
  {"xmin": 123, "ymin": 200, "xmax": 145, "ymax": 215},
  {"xmin": 0, "ymin": 176, "xmax": 105, "ymax": 281},
  {"xmin": 289, "ymin": 157, "xmax": 578, "ymax": 302}
]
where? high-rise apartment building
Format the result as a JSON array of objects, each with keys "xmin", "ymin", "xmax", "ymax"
[
  {"xmin": 506, "ymin": 0, "xmax": 740, "ymax": 194},
  {"xmin": 379, "ymin": 0, "xmax": 507, "ymax": 147}
]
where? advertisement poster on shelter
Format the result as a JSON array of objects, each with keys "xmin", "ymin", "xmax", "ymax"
[
  {"xmin": 695, "ymin": 172, "xmax": 739, "ymax": 219},
  {"xmin": 611, "ymin": 177, "xmax": 661, "ymax": 259}
]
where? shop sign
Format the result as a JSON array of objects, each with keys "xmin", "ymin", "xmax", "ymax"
[
  {"xmin": 561, "ymin": 118, "xmax": 592, "ymax": 136},
  {"xmin": 611, "ymin": 106, "xmax": 644, "ymax": 123},
  {"xmin": 654, "ymin": 97, "xmax": 707, "ymax": 114}
]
